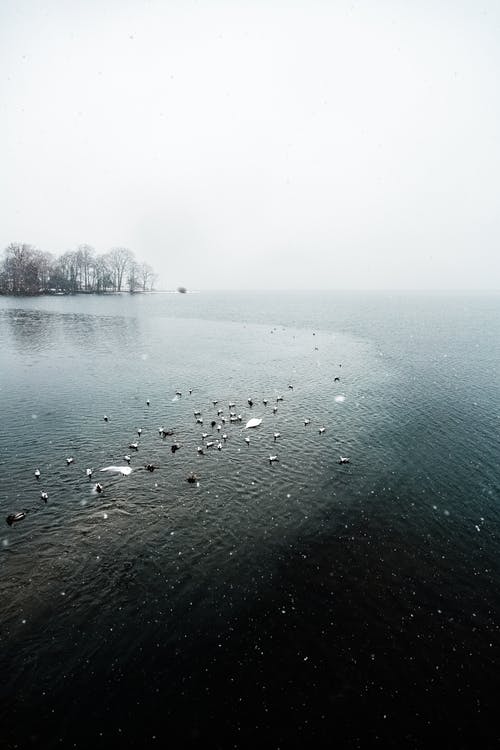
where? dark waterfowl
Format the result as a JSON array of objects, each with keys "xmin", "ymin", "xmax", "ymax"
[
  {"xmin": 6, "ymin": 512, "xmax": 26, "ymax": 526},
  {"xmin": 171, "ymin": 443, "xmax": 181, "ymax": 453}
]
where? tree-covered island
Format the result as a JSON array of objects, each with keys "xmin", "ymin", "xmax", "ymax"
[{"xmin": 0, "ymin": 243, "xmax": 157, "ymax": 295}]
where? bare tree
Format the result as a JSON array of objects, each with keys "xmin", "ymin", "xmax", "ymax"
[
  {"xmin": 106, "ymin": 247, "xmax": 134, "ymax": 291},
  {"xmin": 1, "ymin": 243, "xmax": 44, "ymax": 294},
  {"xmin": 38, "ymin": 251, "xmax": 54, "ymax": 290},
  {"xmin": 127, "ymin": 261, "xmax": 141, "ymax": 292},
  {"xmin": 76, "ymin": 244, "xmax": 95, "ymax": 291},
  {"xmin": 94, "ymin": 254, "xmax": 112, "ymax": 293},
  {"xmin": 138, "ymin": 262, "xmax": 156, "ymax": 292},
  {"xmin": 58, "ymin": 251, "xmax": 79, "ymax": 292}
]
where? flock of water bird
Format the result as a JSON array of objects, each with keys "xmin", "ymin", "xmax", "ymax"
[{"xmin": 5, "ymin": 379, "xmax": 350, "ymax": 528}]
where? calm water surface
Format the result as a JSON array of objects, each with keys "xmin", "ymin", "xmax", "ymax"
[{"xmin": 0, "ymin": 291, "xmax": 499, "ymax": 748}]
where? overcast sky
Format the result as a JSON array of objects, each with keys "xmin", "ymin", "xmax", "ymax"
[{"xmin": 1, "ymin": 0, "xmax": 499, "ymax": 290}]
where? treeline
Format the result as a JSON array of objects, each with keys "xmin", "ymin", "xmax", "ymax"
[{"xmin": 0, "ymin": 243, "xmax": 157, "ymax": 295}]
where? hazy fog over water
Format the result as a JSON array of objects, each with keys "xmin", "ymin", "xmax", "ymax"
[{"xmin": 1, "ymin": 0, "xmax": 499, "ymax": 290}]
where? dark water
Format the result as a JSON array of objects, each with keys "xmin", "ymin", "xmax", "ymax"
[{"xmin": 0, "ymin": 291, "xmax": 499, "ymax": 748}]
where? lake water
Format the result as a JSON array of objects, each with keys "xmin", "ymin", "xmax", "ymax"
[{"xmin": 1, "ymin": 290, "xmax": 499, "ymax": 748}]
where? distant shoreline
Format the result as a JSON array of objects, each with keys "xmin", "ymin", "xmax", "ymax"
[{"xmin": 0, "ymin": 288, "xmax": 193, "ymax": 297}]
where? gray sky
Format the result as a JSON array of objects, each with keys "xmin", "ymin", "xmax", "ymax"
[{"xmin": 1, "ymin": 0, "xmax": 499, "ymax": 290}]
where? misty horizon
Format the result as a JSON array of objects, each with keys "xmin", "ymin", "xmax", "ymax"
[{"xmin": 2, "ymin": 0, "xmax": 499, "ymax": 291}]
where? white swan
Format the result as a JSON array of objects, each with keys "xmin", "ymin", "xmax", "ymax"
[
  {"xmin": 100, "ymin": 465, "xmax": 133, "ymax": 476},
  {"xmin": 245, "ymin": 417, "xmax": 262, "ymax": 429}
]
